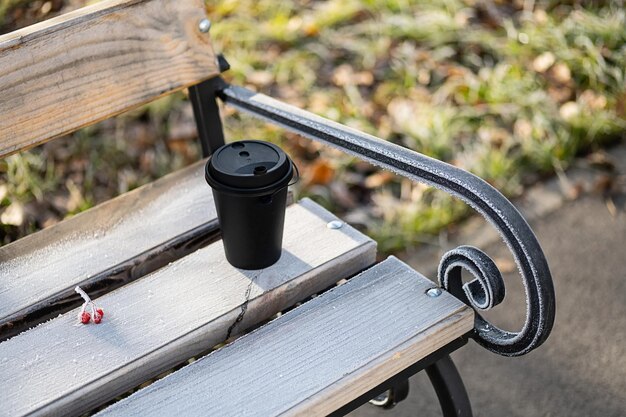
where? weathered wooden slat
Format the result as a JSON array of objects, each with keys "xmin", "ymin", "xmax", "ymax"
[
  {"xmin": 96, "ymin": 256, "xmax": 474, "ymax": 417},
  {"xmin": 0, "ymin": 199, "xmax": 376, "ymax": 417},
  {"xmin": 0, "ymin": 159, "xmax": 220, "ymax": 341},
  {"xmin": 0, "ymin": 0, "xmax": 219, "ymax": 157}
]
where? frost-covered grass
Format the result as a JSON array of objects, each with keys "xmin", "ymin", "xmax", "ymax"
[
  {"xmin": 1, "ymin": 0, "xmax": 625, "ymax": 251},
  {"xmin": 209, "ymin": 0, "xmax": 626, "ymax": 251}
]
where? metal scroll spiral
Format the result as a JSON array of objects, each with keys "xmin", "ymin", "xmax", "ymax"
[
  {"xmin": 438, "ymin": 246, "xmax": 505, "ymax": 312},
  {"xmin": 437, "ymin": 245, "xmax": 514, "ymax": 353},
  {"xmin": 221, "ymin": 85, "xmax": 557, "ymax": 357}
]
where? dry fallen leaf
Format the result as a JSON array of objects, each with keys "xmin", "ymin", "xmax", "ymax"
[
  {"xmin": 364, "ymin": 171, "xmax": 395, "ymax": 189},
  {"xmin": 167, "ymin": 139, "xmax": 196, "ymax": 161},
  {"xmin": 248, "ymin": 71, "xmax": 274, "ymax": 87},
  {"xmin": 533, "ymin": 9, "xmax": 548, "ymax": 24},
  {"xmin": 1, "ymin": 202, "xmax": 25, "ymax": 226},
  {"xmin": 478, "ymin": 126, "xmax": 509, "ymax": 148},
  {"xmin": 587, "ymin": 152, "xmax": 615, "ymax": 171},
  {"xmin": 41, "ymin": 1, "xmax": 52, "ymax": 15},
  {"xmin": 332, "ymin": 65, "xmax": 373, "ymax": 87},
  {"xmin": 305, "ymin": 160, "xmax": 335, "ymax": 186},
  {"xmin": 580, "ymin": 89, "xmax": 607, "ymax": 110},
  {"xmin": 514, "ymin": 119, "xmax": 533, "ymax": 139},
  {"xmin": 332, "ymin": 64, "xmax": 353, "ymax": 87},
  {"xmin": 559, "ymin": 101, "xmax": 579, "ymax": 120},
  {"xmin": 287, "ymin": 16, "xmax": 302, "ymax": 32},
  {"xmin": 532, "ymin": 52, "xmax": 555, "ymax": 73},
  {"xmin": 353, "ymin": 71, "xmax": 374, "ymax": 86},
  {"xmin": 547, "ymin": 86, "xmax": 573, "ymax": 103},
  {"xmin": 551, "ymin": 63, "xmax": 572, "ymax": 83},
  {"xmin": 302, "ymin": 20, "xmax": 319, "ymax": 37}
]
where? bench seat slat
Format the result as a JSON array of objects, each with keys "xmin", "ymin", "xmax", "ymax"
[
  {"xmin": 0, "ymin": 199, "xmax": 376, "ymax": 417},
  {"xmin": 0, "ymin": 0, "xmax": 219, "ymax": 157},
  {"xmin": 0, "ymin": 159, "xmax": 218, "ymax": 340},
  {"xmin": 96, "ymin": 256, "xmax": 474, "ymax": 417}
]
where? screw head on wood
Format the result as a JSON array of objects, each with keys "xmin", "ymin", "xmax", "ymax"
[
  {"xmin": 198, "ymin": 18, "xmax": 212, "ymax": 33},
  {"xmin": 426, "ymin": 288, "xmax": 442, "ymax": 297},
  {"xmin": 327, "ymin": 220, "xmax": 344, "ymax": 230}
]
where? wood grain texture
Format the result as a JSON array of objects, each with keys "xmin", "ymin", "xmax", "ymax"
[
  {"xmin": 96, "ymin": 256, "xmax": 474, "ymax": 417},
  {"xmin": 0, "ymin": 159, "xmax": 219, "ymax": 341},
  {"xmin": 0, "ymin": 199, "xmax": 376, "ymax": 417},
  {"xmin": 0, "ymin": 0, "xmax": 219, "ymax": 157}
]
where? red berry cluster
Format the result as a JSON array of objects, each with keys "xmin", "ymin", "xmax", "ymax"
[
  {"xmin": 80, "ymin": 308, "xmax": 104, "ymax": 324},
  {"xmin": 75, "ymin": 286, "xmax": 105, "ymax": 325}
]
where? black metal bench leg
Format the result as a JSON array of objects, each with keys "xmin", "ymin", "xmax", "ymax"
[{"xmin": 426, "ymin": 355, "xmax": 473, "ymax": 417}]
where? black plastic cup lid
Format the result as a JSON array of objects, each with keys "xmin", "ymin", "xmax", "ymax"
[{"xmin": 205, "ymin": 140, "xmax": 293, "ymax": 192}]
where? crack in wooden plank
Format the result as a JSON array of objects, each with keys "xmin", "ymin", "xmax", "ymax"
[{"xmin": 225, "ymin": 274, "xmax": 257, "ymax": 340}]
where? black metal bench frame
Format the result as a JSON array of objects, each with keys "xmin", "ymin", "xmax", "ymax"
[{"xmin": 186, "ymin": 59, "xmax": 556, "ymax": 416}]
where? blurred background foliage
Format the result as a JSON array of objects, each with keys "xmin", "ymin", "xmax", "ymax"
[{"xmin": 0, "ymin": 0, "xmax": 624, "ymax": 252}]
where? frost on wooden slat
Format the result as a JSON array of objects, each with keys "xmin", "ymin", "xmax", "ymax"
[
  {"xmin": 97, "ymin": 257, "xmax": 474, "ymax": 417},
  {"xmin": 0, "ymin": 199, "xmax": 376, "ymax": 417},
  {"xmin": 0, "ymin": 0, "xmax": 219, "ymax": 157},
  {"xmin": 0, "ymin": 159, "xmax": 218, "ymax": 339}
]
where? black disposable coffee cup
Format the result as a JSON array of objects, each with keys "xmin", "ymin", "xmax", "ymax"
[{"xmin": 205, "ymin": 140, "xmax": 296, "ymax": 270}]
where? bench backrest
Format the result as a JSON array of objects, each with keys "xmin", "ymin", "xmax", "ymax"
[{"xmin": 0, "ymin": 0, "xmax": 219, "ymax": 158}]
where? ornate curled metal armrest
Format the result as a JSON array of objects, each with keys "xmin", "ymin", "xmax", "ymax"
[{"xmin": 220, "ymin": 84, "xmax": 556, "ymax": 357}]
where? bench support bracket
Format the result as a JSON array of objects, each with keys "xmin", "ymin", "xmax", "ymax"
[{"xmin": 189, "ymin": 77, "xmax": 228, "ymax": 156}]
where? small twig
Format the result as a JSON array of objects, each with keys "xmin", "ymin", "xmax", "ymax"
[{"xmin": 75, "ymin": 286, "xmax": 91, "ymax": 304}]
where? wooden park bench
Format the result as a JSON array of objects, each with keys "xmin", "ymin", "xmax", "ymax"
[{"xmin": 0, "ymin": 1, "xmax": 556, "ymax": 416}]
